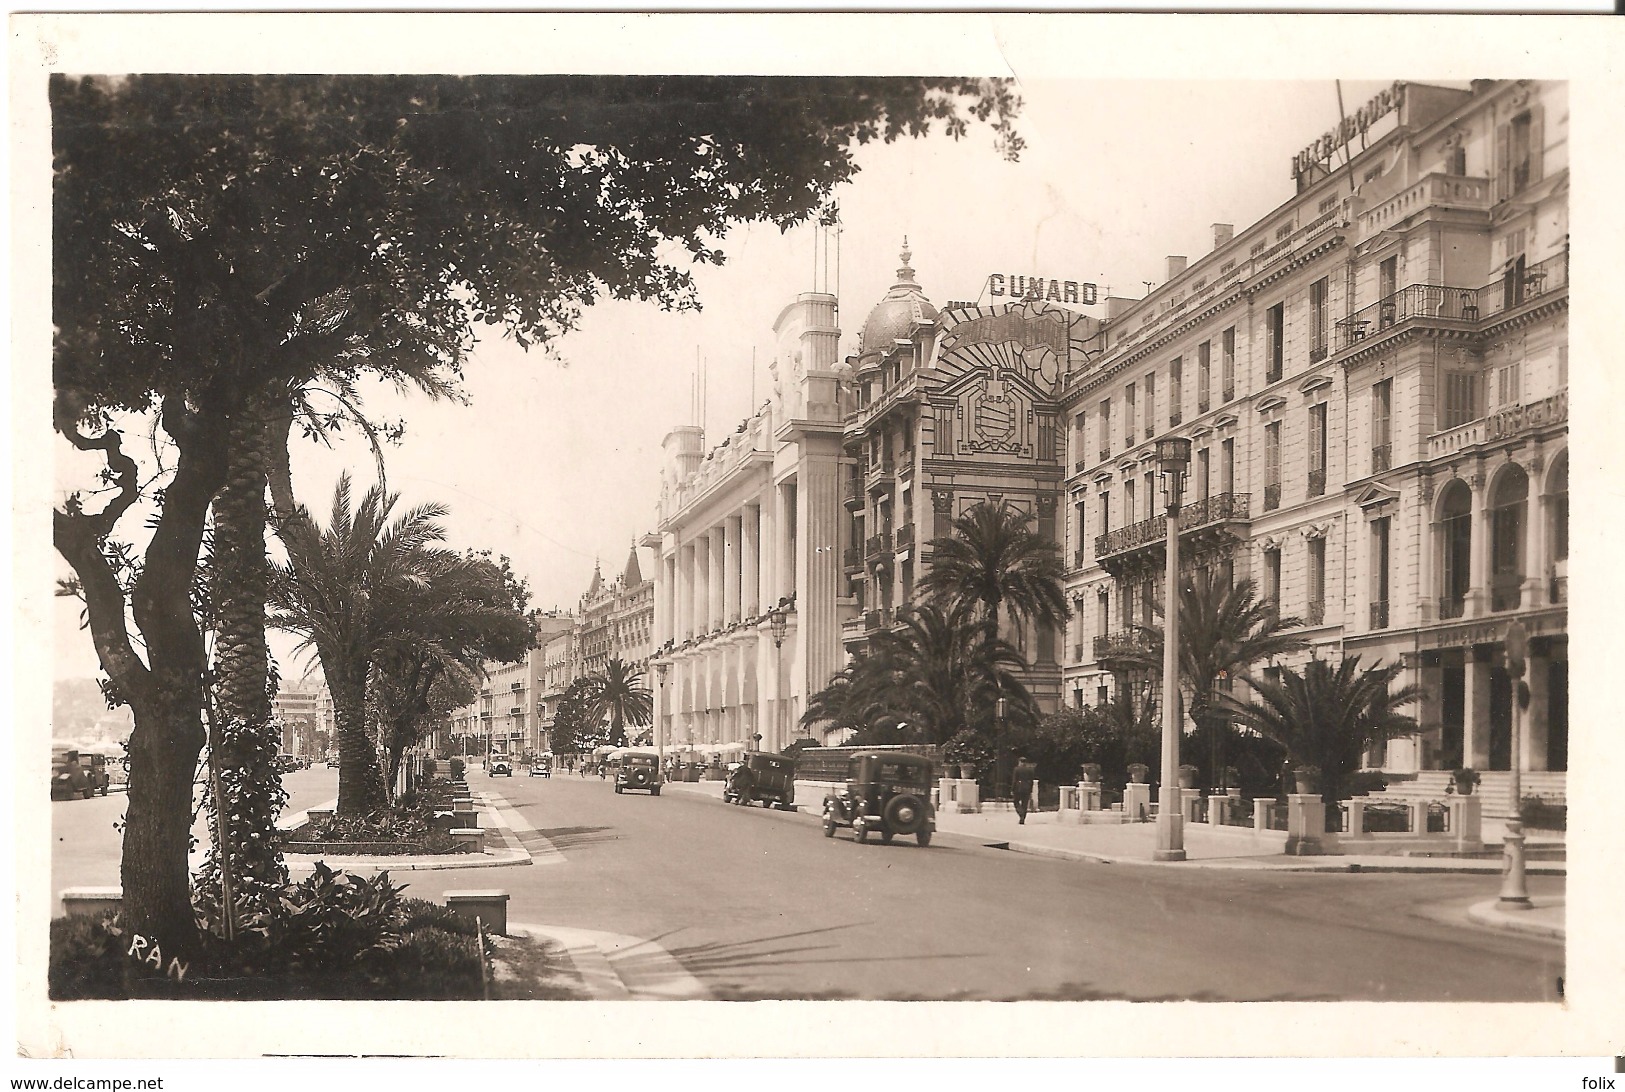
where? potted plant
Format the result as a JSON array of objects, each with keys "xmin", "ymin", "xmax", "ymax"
[
  {"xmin": 1223, "ymin": 767, "xmax": 1243, "ymax": 796},
  {"xmin": 1292, "ymin": 764, "xmax": 1322, "ymax": 794},
  {"xmin": 1080, "ymin": 763, "xmax": 1103, "ymax": 784},
  {"xmin": 1177, "ymin": 764, "xmax": 1200, "ymax": 789},
  {"xmin": 1127, "ymin": 763, "xmax": 1150, "ymax": 784},
  {"xmin": 1451, "ymin": 767, "xmax": 1481, "ymax": 796}
]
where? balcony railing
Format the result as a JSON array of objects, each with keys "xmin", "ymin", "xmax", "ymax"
[
  {"xmin": 1335, "ymin": 283, "xmax": 1480, "ymax": 351},
  {"xmin": 1099, "ymin": 448, "xmax": 1111, "ymax": 462},
  {"xmin": 1264, "ymin": 483, "xmax": 1281, "ymax": 511},
  {"xmin": 1477, "ymin": 251, "xmax": 1568, "ymax": 319},
  {"xmin": 1370, "ymin": 601, "xmax": 1389, "ymax": 630},
  {"xmin": 864, "ymin": 609, "xmax": 880, "ymax": 630},
  {"xmin": 1170, "ymin": 410, "xmax": 1183, "ymax": 427},
  {"xmin": 843, "ymin": 478, "xmax": 864, "ymax": 507},
  {"xmin": 1310, "ymin": 344, "xmax": 1329, "ymax": 363},
  {"xmin": 1072, "ymin": 550, "xmax": 1087, "ymax": 570},
  {"xmin": 1428, "ymin": 389, "xmax": 1568, "ymax": 460},
  {"xmin": 1196, "ymin": 398, "xmax": 1209, "ymax": 414},
  {"xmin": 864, "ymin": 607, "xmax": 896, "ymax": 632},
  {"xmin": 865, "ymin": 531, "xmax": 893, "ymax": 560},
  {"xmin": 1372, "ymin": 443, "xmax": 1392, "ymax": 473},
  {"xmin": 1306, "ymin": 598, "xmax": 1325, "ymax": 625},
  {"xmin": 866, "ymin": 459, "xmax": 895, "ymax": 490},
  {"xmin": 1094, "ymin": 492, "xmax": 1251, "ymax": 560},
  {"xmin": 843, "ymin": 546, "xmax": 863, "ymax": 571},
  {"xmin": 1438, "ymin": 596, "xmax": 1467, "ymax": 620},
  {"xmin": 1093, "ymin": 629, "xmax": 1154, "ymax": 663},
  {"xmin": 1223, "ymin": 384, "xmax": 1235, "ymax": 402},
  {"xmin": 1074, "ymin": 460, "xmax": 1087, "ymax": 475},
  {"xmin": 1308, "ymin": 468, "xmax": 1326, "ymax": 497},
  {"xmin": 896, "ymin": 523, "xmax": 915, "ymax": 550}
]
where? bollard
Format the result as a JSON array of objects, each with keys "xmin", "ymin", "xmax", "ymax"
[
  {"xmin": 1346, "ymin": 799, "xmax": 1367, "ymax": 839},
  {"xmin": 1123, "ymin": 782, "xmax": 1153, "ymax": 823},
  {"xmin": 1448, "ymin": 794, "xmax": 1483, "ymax": 851},
  {"xmin": 1078, "ymin": 783, "xmax": 1102, "ymax": 815},
  {"xmin": 1285, "ymin": 793, "xmax": 1332, "ymax": 855},
  {"xmin": 450, "ymin": 827, "xmax": 486, "ymax": 853},
  {"xmin": 444, "ymin": 890, "xmax": 509, "ymax": 935},
  {"xmin": 1253, "ymin": 799, "xmax": 1271, "ymax": 834}
]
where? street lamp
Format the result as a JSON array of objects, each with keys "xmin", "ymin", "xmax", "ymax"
[
  {"xmin": 654, "ymin": 660, "xmax": 670, "ymax": 774},
  {"xmin": 768, "ymin": 606, "xmax": 788, "ymax": 752},
  {"xmin": 1154, "ymin": 436, "xmax": 1192, "ymax": 863},
  {"xmin": 1499, "ymin": 621, "xmax": 1533, "ymax": 909}
]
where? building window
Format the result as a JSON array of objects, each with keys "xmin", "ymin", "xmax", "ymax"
[
  {"xmin": 1441, "ymin": 372, "xmax": 1480, "ymax": 430},
  {"xmin": 1222, "ymin": 326, "xmax": 1236, "ymax": 401},
  {"xmin": 1097, "ymin": 684, "xmax": 1110, "ymax": 707},
  {"xmin": 1169, "ymin": 357, "xmax": 1183, "ymax": 426},
  {"xmin": 1221, "ymin": 438, "xmax": 1235, "ymax": 495},
  {"xmin": 1318, "ymin": 194, "xmax": 1338, "ymax": 216},
  {"xmin": 1372, "ymin": 378, "xmax": 1393, "ymax": 473},
  {"xmin": 1125, "ymin": 383, "xmax": 1137, "ymax": 447},
  {"xmin": 1197, "ymin": 341, "xmax": 1211, "ymax": 412},
  {"xmin": 1508, "ymin": 110, "xmax": 1535, "ymax": 197},
  {"xmin": 1310, "ymin": 278, "xmax": 1330, "ymax": 362},
  {"xmin": 1448, "ymin": 142, "xmax": 1467, "ymax": 177},
  {"xmin": 1308, "ymin": 403, "xmax": 1327, "ymax": 496},
  {"xmin": 1264, "ymin": 421, "xmax": 1281, "ymax": 510},
  {"xmin": 1371, "ymin": 516, "xmax": 1391, "ymax": 629},
  {"xmin": 1073, "ymin": 499, "xmax": 1087, "ymax": 567},
  {"xmin": 1120, "ymin": 580, "xmax": 1134, "ymax": 627},
  {"xmin": 1497, "ymin": 361, "xmax": 1522, "ymax": 408},
  {"xmin": 1197, "ymin": 448, "xmax": 1211, "ymax": 502},
  {"xmin": 1144, "ymin": 471, "xmax": 1157, "ymax": 520},
  {"xmin": 1307, "ymin": 538, "xmax": 1326, "ymax": 624},
  {"xmin": 1378, "ymin": 256, "xmax": 1398, "ymax": 314},
  {"xmin": 1264, "ymin": 547, "xmax": 1282, "ymax": 609},
  {"xmin": 1491, "ymin": 466, "xmax": 1529, "ymax": 611},
  {"xmin": 1073, "ymin": 412, "xmax": 1087, "ymax": 465},
  {"xmin": 1439, "ymin": 482, "xmax": 1472, "ymax": 619},
  {"xmin": 1124, "ymin": 479, "xmax": 1136, "ymax": 524},
  {"xmin": 1097, "ymin": 590, "xmax": 1110, "ymax": 639},
  {"xmin": 1144, "ymin": 372, "xmax": 1157, "ymax": 439},
  {"xmin": 1265, "ymin": 303, "xmax": 1285, "ymax": 383},
  {"xmin": 1099, "ymin": 399, "xmax": 1111, "ymax": 459}
]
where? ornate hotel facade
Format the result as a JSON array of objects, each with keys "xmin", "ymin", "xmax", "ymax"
[{"xmin": 1058, "ymin": 80, "xmax": 1568, "ymax": 789}]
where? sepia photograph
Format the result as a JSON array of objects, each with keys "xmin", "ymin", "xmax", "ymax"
[{"xmin": 12, "ymin": 11, "xmax": 1624, "ymax": 1065}]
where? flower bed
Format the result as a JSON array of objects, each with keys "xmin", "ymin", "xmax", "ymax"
[{"xmin": 279, "ymin": 778, "xmax": 473, "ymax": 856}]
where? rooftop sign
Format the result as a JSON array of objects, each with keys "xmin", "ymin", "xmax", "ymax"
[
  {"xmin": 989, "ymin": 275, "xmax": 1098, "ymax": 306},
  {"xmin": 1292, "ymin": 82, "xmax": 1406, "ymax": 181}
]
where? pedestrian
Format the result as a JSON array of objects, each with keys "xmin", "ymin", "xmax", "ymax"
[{"xmin": 1012, "ymin": 755, "xmax": 1037, "ymax": 825}]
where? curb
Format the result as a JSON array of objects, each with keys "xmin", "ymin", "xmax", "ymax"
[
  {"xmin": 277, "ymin": 794, "xmax": 534, "ymax": 872},
  {"xmin": 1467, "ymin": 899, "xmax": 1566, "ymax": 940},
  {"xmin": 509, "ymin": 921, "xmax": 711, "ymax": 1000},
  {"xmin": 992, "ymin": 837, "xmax": 1567, "ymax": 874}
]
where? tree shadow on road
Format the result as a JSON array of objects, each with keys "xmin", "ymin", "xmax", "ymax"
[{"xmin": 530, "ymin": 825, "xmax": 617, "ymax": 851}]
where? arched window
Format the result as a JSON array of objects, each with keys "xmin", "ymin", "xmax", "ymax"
[
  {"xmin": 1549, "ymin": 453, "xmax": 1568, "ymax": 602},
  {"xmin": 1437, "ymin": 481, "xmax": 1473, "ymax": 618},
  {"xmin": 1491, "ymin": 465, "xmax": 1529, "ymax": 611}
]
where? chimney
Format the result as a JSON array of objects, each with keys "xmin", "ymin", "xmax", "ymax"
[
  {"xmin": 1167, "ymin": 256, "xmax": 1187, "ymax": 281},
  {"xmin": 1212, "ymin": 223, "xmax": 1235, "ymax": 249}
]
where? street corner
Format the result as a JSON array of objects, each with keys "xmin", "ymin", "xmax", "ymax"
[{"xmin": 1468, "ymin": 897, "xmax": 1566, "ymax": 941}]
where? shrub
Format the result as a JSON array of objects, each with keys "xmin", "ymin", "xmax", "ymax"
[
  {"xmin": 1520, "ymin": 794, "xmax": 1567, "ymax": 831},
  {"xmin": 421, "ymin": 758, "xmax": 438, "ymax": 779},
  {"xmin": 271, "ymin": 863, "xmax": 406, "ymax": 970},
  {"xmin": 372, "ymin": 927, "xmax": 484, "ymax": 1000},
  {"xmin": 450, "ymin": 757, "xmax": 466, "ymax": 779},
  {"xmin": 1345, "ymin": 770, "xmax": 1389, "ymax": 797},
  {"xmin": 402, "ymin": 897, "xmax": 478, "ymax": 936},
  {"xmin": 48, "ymin": 914, "xmax": 131, "ymax": 1000}
]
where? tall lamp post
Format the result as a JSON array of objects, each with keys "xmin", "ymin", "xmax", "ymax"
[
  {"xmin": 769, "ymin": 606, "xmax": 789, "ymax": 752},
  {"xmin": 1499, "ymin": 621, "xmax": 1533, "ymax": 908},
  {"xmin": 654, "ymin": 660, "xmax": 669, "ymax": 775},
  {"xmin": 1154, "ymin": 436, "xmax": 1193, "ymax": 863}
]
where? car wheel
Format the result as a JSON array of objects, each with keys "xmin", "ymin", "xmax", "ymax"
[
  {"xmin": 917, "ymin": 830, "xmax": 932, "ymax": 848},
  {"xmin": 615, "ymin": 785, "xmax": 623, "ymax": 794},
  {"xmin": 883, "ymin": 794, "xmax": 926, "ymax": 836},
  {"xmin": 823, "ymin": 818, "xmax": 836, "ymax": 838},
  {"xmin": 855, "ymin": 825, "xmax": 869, "ymax": 844}
]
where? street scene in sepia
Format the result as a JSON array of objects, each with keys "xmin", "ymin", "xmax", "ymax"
[{"xmin": 47, "ymin": 72, "xmax": 1566, "ymax": 1005}]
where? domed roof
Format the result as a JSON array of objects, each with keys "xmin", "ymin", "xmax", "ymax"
[{"xmin": 858, "ymin": 239, "xmax": 938, "ymax": 357}]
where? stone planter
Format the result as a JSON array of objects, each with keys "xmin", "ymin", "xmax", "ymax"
[
  {"xmin": 1080, "ymin": 764, "xmax": 1102, "ymax": 784},
  {"xmin": 1127, "ymin": 764, "xmax": 1150, "ymax": 784},
  {"xmin": 1178, "ymin": 765, "xmax": 1199, "ymax": 789},
  {"xmin": 1293, "ymin": 767, "xmax": 1322, "ymax": 795},
  {"xmin": 1452, "ymin": 775, "xmax": 1477, "ymax": 796}
]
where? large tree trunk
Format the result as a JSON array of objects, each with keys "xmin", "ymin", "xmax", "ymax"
[
  {"xmin": 328, "ymin": 665, "xmax": 388, "ymax": 815},
  {"xmin": 196, "ymin": 399, "xmax": 290, "ymax": 920}
]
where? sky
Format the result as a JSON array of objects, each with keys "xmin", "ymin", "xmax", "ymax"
[{"xmin": 52, "ymin": 78, "xmax": 1411, "ymax": 683}]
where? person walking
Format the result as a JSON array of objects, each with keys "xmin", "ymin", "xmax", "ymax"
[{"xmin": 1012, "ymin": 756, "xmax": 1037, "ymax": 825}]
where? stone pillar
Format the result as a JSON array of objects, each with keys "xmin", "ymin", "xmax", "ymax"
[
  {"xmin": 1447, "ymin": 794, "xmax": 1483, "ymax": 851},
  {"xmin": 1122, "ymin": 782, "xmax": 1153, "ymax": 822},
  {"xmin": 741, "ymin": 502, "xmax": 761, "ymax": 618},
  {"xmin": 723, "ymin": 514, "xmax": 742, "ymax": 624},
  {"xmin": 1523, "ymin": 468, "xmax": 1547, "ymax": 609},
  {"xmin": 678, "ymin": 543, "xmax": 695, "ymax": 639},
  {"xmin": 1524, "ymin": 643, "xmax": 1550, "ymax": 772},
  {"xmin": 1467, "ymin": 472, "xmax": 1491, "ymax": 616},
  {"xmin": 796, "ymin": 448, "xmax": 844, "ymax": 715},
  {"xmin": 1285, "ymin": 794, "xmax": 1336, "ymax": 855},
  {"xmin": 1464, "ymin": 646, "xmax": 1494, "ymax": 769},
  {"xmin": 708, "ymin": 526, "xmax": 725, "ymax": 633},
  {"xmin": 779, "ymin": 482, "xmax": 797, "ymax": 603},
  {"xmin": 1079, "ymin": 783, "xmax": 1102, "ymax": 813}
]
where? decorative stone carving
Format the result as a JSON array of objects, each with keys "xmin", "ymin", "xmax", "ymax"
[
  {"xmin": 1036, "ymin": 494, "xmax": 1058, "ymax": 517},
  {"xmin": 932, "ymin": 489, "xmax": 954, "ymax": 514}
]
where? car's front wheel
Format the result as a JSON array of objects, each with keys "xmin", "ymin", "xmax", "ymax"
[{"xmin": 823, "ymin": 818, "xmax": 836, "ymax": 838}]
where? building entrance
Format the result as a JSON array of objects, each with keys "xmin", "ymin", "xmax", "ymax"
[
  {"xmin": 1440, "ymin": 664, "xmax": 1465, "ymax": 769},
  {"xmin": 1489, "ymin": 666, "xmax": 1512, "ymax": 771}
]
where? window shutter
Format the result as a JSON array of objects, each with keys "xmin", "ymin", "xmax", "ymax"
[
  {"xmin": 1528, "ymin": 106, "xmax": 1545, "ymax": 185},
  {"xmin": 1494, "ymin": 122, "xmax": 1511, "ymax": 201}
]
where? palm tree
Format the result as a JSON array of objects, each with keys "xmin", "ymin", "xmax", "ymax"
[
  {"xmin": 1123, "ymin": 571, "xmax": 1309, "ymax": 789},
  {"xmin": 800, "ymin": 652, "xmax": 896, "ymax": 740},
  {"xmin": 580, "ymin": 658, "xmax": 654, "ymax": 748},
  {"xmin": 270, "ymin": 474, "xmax": 533, "ymax": 814},
  {"xmin": 868, "ymin": 601, "xmax": 1036, "ymax": 745},
  {"xmin": 918, "ymin": 501, "xmax": 1071, "ymax": 648},
  {"xmin": 1216, "ymin": 655, "xmax": 1424, "ymax": 803}
]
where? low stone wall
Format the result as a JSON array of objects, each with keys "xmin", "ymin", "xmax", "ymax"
[{"xmin": 793, "ymin": 744, "xmax": 942, "ymax": 783}]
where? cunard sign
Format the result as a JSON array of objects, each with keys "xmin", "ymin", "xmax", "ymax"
[{"xmin": 988, "ymin": 275, "xmax": 1098, "ymax": 306}]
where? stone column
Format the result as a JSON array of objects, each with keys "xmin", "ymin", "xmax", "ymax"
[
  {"xmin": 1524, "ymin": 642, "xmax": 1550, "ymax": 772},
  {"xmin": 678, "ymin": 543, "xmax": 695, "ymax": 639},
  {"xmin": 661, "ymin": 553, "xmax": 677, "ymax": 644},
  {"xmin": 1464, "ymin": 646, "xmax": 1493, "ymax": 769},
  {"xmin": 1467, "ymin": 470, "xmax": 1491, "ymax": 617},
  {"xmin": 708, "ymin": 526, "xmax": 725, "ymax": 632},
  {"xmin": 1523, "ymin": 466, "xmax": 1547, "ymax": 609},
  {"xmin": 796, "ymin": 448, "xmax": 843, "ymax": 721},
  {"xmin": 741, "ymin": 503, "xmax": 761, "ymax": 618},
  {"xmin": 779, "ymin": 482, "xmax": 797, "ymax": 603},
  {"xmin": 757, "ymin": 492, "xmax": 778, "ymax": 612},
  {"xmin": 723, "ymin": 514, "xmax": 742, "ymax": 624},
  {"xmin": 692, "ymin": 534, "xmax": 710, "ymax": 634}
]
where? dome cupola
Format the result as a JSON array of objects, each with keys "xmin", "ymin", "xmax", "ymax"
[{"xmin": 857, "ymin": 238, "xmax": 938, "ymax": 360}]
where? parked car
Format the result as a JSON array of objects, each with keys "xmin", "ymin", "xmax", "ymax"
[
  {"xmin": 327, "ymin": 755, "xmax": 340, "ymax": 768},
  {"xmin": 529, "ymin": 756, "xmax": 552, "ymax": 778},
  {"xmin": 723, "ymin": 751, "xmax": 797, "ymax": 810},
  {"xmin": 51, "ymin": 743, "xmax": 106, "ymax": 800},
  {"xmin": 821, "ymin": 751, "xmax": 936, "ymax": 847},
  {"xmin": 489, "ymin": 757, "xmax": 514, "ymax": 776},
  {"xmin": 614, "ymin": 752, "xmax": 661, "ymax": 796}
]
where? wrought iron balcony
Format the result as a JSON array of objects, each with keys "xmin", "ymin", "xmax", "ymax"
[
  {"xmin": 843, "ymin": 546, "xmax": 863, "ymax": 572},
  {"xmin": 843, "ymin": 478, "xmax": 865, "ymax": 508},
  {"xmin": 1476, "ymin": 251, "xmax": 1568, "ymax": 319},
  {"xmin": 866, "ymin": 459, "xmax": 895, "ymax": 491},
  {"xmin": 1074, "ymin": 460, "xmax": 1087, "ymax": 475},
  {"xmin": 1438, "ymin": 596, "xmax": 1466, "ymax": 620},
  {"xmin": 897, "ymin": 458, "xmax": 914, "ymax": 481},
  {"xmin": 896, "ymin": 523, "xmax": 915, "ymax": 550},
  {"xmin": 1222, "ymin": 384, "xmax": 1235, "ymax": 403},
  {"xmin": 1093, "ymin": 629, "xmax": 1155, "ymax": 665},
  {"xmin": 1308, "ymin": 468, "xmax": 1326, "ymax": 497},
  {"xmin": 1310, "ymin": 344, "xmax": 1329, "ymax": 364},
  {"xmin": 1092, "ymin": 492, "xmax": 1251, "ymax": 572},
  {"xmin": 1264, "ymin": 483, "xmax": 1281, "ymax": 511},
  {"xmin": 1335, "ymin": 283, "xmax": 1480, "ymax": 352},
  {"xmin": 1099, "ymin": 447, "xmax": 1111, "ymax": 462},
  {"xmin": 1372, "ymin": 443, "xmax": 1392, "ymax": 473},
  {"xmin": 1370, "ymin": 600, "xmax": 1389, "ymax": 630},
  {"xmin": 1170, "ymin": 411, "xmax": 1183, "ymax": 427},
  {"xmin": 1306, "ymin": 597, "xmax": 1325, "ymax": 626},
  {"xmin": 865, "ymin": 531, "xmax": 893, "ymax": 560}
]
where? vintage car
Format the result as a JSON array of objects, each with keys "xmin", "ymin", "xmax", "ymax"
[
  {"xmin": 723, "ymin": 751, "xmax": 797, "ymax": 810},
  {"xmin": 529, "ymin": 754, "xmax": 553, "ymax": 778},
  {"xmin": 488, "ymin": 757, "xmax": 514, "ymax": 776},
  {"xmin": 51, "ymin": 743, "xmax": 108, "ymax": 800},
  {"xmin": 614, "ymin": 752, "xmax": 662, "ymax": 795},
  {"xmin": 821, "ymin": 751, "xmax": 936, "ymax": 847}
]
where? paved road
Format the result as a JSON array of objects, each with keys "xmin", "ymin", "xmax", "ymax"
[{"xmin": 51, "ymin": 767, "xmax": 1563, "ymax": 1000}]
